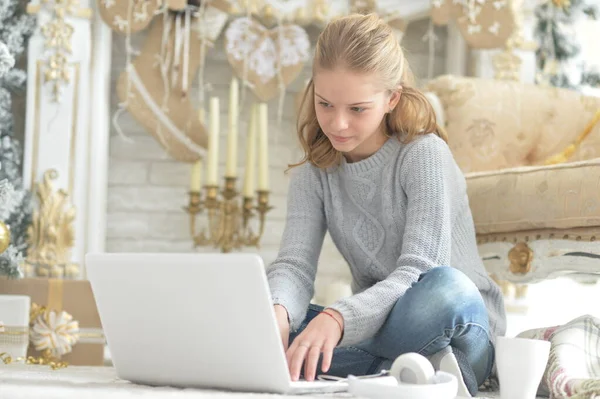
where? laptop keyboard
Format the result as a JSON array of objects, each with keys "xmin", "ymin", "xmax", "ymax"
[{"xmin": 289, "ymin": 379, "xmax": 348, "ymax": 394}]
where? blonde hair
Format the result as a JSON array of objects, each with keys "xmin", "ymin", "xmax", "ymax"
[{"xmin": 291, "ymin": 13, "xmax": 447, "ymax": 170}]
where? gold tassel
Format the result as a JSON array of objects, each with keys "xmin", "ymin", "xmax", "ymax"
[
  {"xmin": 543, "ymin": 109, "xmax": 600, "ymax": 165},
  {"xmin": 551, "ymin": 0, "xmax": 571, "ymax": 9}
]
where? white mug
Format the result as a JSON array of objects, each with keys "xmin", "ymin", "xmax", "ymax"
[
  {"xmin": 0, "ymin": 295, "xmax": 31, "ymax": 359},
  {"xmin": 495, "ymin": 336, "xmax": 551, "ymax": 399}
]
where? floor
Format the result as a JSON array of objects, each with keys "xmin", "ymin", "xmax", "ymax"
[{"xmin": 0, "ymin": 365, "xmax": 547, "ymax": 399}]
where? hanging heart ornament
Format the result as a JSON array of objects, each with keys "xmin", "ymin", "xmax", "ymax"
[{"xmin": 224, "ymin": 17, "xmax": 310, "ymax": 101}]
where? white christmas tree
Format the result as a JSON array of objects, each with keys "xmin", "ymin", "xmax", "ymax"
[
  {"xmin": 0, "ymin": 171, "xmax": 24, "ymax": 278},
  {"xmin": 0, "ymin": 0, "xmax": 36, "ymax": 278},
  {"xmin": 535, "ymin": 0, "xmax": 600, "ymax": 89}
]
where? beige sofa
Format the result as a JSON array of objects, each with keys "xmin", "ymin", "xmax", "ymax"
[{"xmin": 424, "ymin": 75, "xmax": 600, "ymax": 287}]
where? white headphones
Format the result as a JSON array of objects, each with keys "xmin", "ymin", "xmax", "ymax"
[{"xmin": 347, "ymin": 352, "xmax": 458, "ymax": 399}]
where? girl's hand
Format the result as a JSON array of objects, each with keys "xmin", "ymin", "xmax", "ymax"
[
  {"xmin": 286, "ymin": 309, "xmax": 344, "ymax": 382},
  {"xmin": 274, "ymin": 305, "xmax": 290, "ymax": 351}
]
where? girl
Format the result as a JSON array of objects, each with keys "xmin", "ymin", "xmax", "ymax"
[{"xmin": 266, "ymin": 13, "xmax": 506, "ymax": 397}]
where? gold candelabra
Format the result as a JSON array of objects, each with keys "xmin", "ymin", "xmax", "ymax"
[{"xmin": 184, "ymin": 177, "xmax": 273, "ymax": 253}]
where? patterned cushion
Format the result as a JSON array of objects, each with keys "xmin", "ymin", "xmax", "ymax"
[{"xmin": 425, "ymin": 75, "xmax": 600, "ymax": 173}]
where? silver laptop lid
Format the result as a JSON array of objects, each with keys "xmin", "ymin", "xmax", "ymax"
[{"xmin": 85, "ymin": 252, "xmax": 292, "ymax": 393}]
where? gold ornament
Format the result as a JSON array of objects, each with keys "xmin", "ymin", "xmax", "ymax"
[
  {"xmin": 41, "ymin": 16, "xmax": 74, "ymax": 52},
  {"xmin": 0, "ymin": 348, "xmax": 68, "ymax": 370},
  {"xmin": 45, "ymin": 52, "xmax": 71, "ymax": 92},
  {"xmin": 552, "ymin": 0, "xmax": 570, "ymax": 9},
  {"xmin": 490, "ymin": 0, "xmax": 539, "ymax": 80},
  {"xmin": 508, "ymin": 242, "xmax": 533, "ymax": 274},
  {"xmin": 492, "ymin": 49, "xmax": 522, "ymax": 81},
  {"xmin": 0, "ymin": 221, "xmax": 10, "ymax": 254},
  {"xmin": 263, "ymin": 5, "xmax": 274, "ymax": 19},
  {"xmin": 26, "ymin": 169, "xmax": 79, "ymax": 278},
  {"xmin": 27, "ymin": 0, "xmax": 92, "ymax": 102}
]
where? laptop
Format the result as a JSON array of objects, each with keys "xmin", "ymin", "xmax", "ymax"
[{"xmin": 85, "ymin": 252, "xmax": 348, "ymax": 394}]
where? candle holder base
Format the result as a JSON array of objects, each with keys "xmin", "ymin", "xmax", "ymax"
[{"xmin": 185, "ymin": 177, "xmax": 273, "ymax": 252}]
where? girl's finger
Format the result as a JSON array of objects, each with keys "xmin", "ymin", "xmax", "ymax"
[
  {"xmin": 321, "ymin": 340, "xmax": 336, "ymax": 373},
  {"xmin": 289, "ymin": 342, "xmax": 310, "ymax": 381},
  {"xmin": 285, "ymin": 339, "xmax": 298, "ymax": 366},
  {"xmin": 304, "ymin": 344, "xmax": 322, "ymax": 381}
]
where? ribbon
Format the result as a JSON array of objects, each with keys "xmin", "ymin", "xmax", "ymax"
[
  {"xmin": 28, "ymin": 279, "xmax": 79, "ymax": 358},
  {"xmin": 77, "ymin": 328, "xmax": 106, "ymax": 345},
  {"xmin": 0, "ymin": 326, "xmax": 29, "ymax": 345},
  {"xmin": 47, "ymin": 278, "xmax": 64, "ymax": 312}
]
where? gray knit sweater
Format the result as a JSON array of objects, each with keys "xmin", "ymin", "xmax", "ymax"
[{"xmin": 267, "ymin": 134, "xmax": 506, "ymax": 347}]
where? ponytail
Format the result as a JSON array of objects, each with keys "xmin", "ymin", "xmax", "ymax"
[{"xmin": 385, "ymin": 85, "xmax": 448, "ymax": 144}]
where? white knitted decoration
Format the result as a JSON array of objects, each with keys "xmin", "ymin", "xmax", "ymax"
[{"xmin": 30, "ymin": 309, "xmax": 80, "ymax": 357}]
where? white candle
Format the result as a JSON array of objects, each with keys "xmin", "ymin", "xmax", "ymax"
[
  {"xmin": 190, "ymin": 160, "xmax": 202, "ymax": 192},
  {"xmin": 243, "ymin": 104, "xmax": 257, "ymax": 197},
  {"xmin": 190, "ymin": 108, "xmax": 206, "ymax": 191},
  {"xmin": 225, "ymin": 77, "xmax": 239, "ymax": 177},
  {"xmin": 206, "ymin": 97, "xmax": 220, "ymax": 186},
  {"xmin": 257, "ymin": 103, "xmax": 269, "ymax": 191}
]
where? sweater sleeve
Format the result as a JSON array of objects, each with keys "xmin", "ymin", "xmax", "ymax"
[
  {"xmin": 266, "ymin": 163, "xmax": 327, "ymax": 332},
  {"xmin": 328, "ymin": 136, "xmax": 455, "ymax": 346}
]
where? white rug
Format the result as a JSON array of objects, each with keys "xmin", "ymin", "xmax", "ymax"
[{"xmin": 0, "ymin": 365, "xmax": 543, "ymax": 398}]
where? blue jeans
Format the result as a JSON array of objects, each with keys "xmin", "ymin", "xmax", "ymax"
[{"xmin": 289, "ymin": 267, "xmax": 495, "ymax": 390}]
